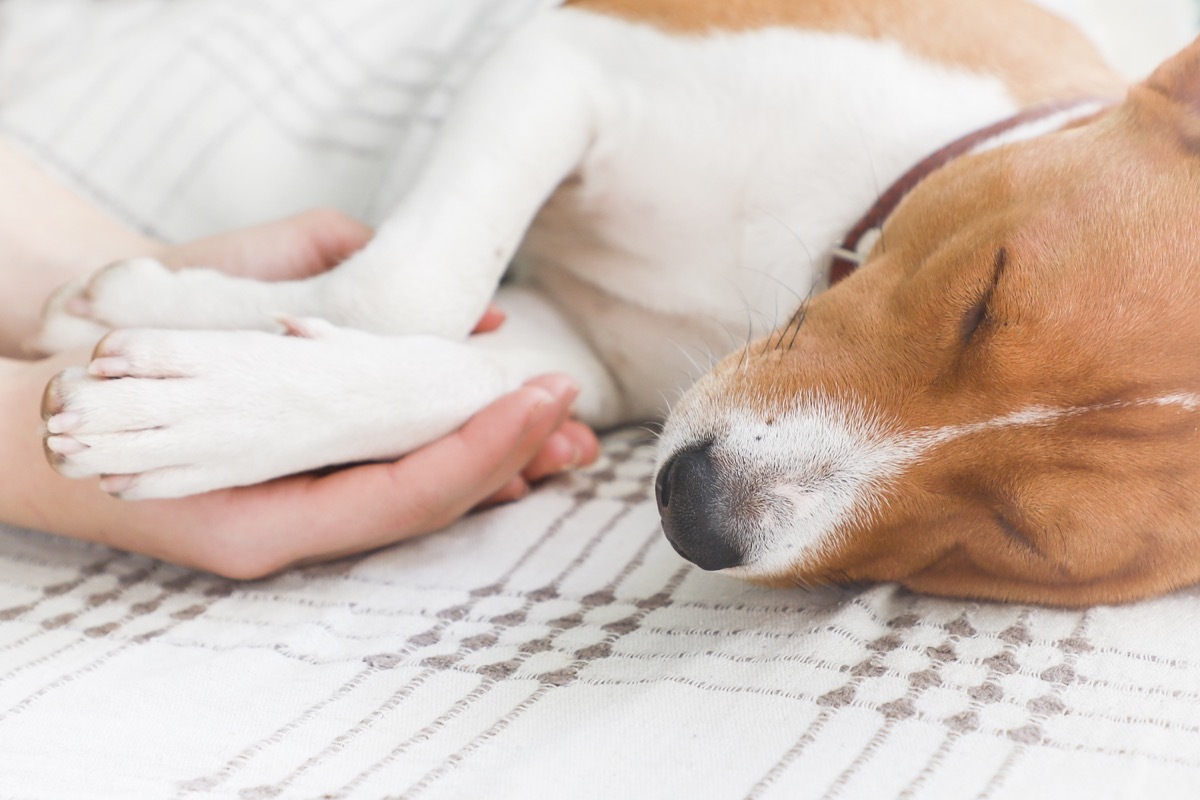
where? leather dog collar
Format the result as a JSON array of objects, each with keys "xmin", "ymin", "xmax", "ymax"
[{"xmin": 829, "ymin": 96, "xmax": 1118, "ymax": 285}]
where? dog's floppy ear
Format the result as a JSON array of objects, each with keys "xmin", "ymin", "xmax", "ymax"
[{"xmin": 1137, "ymin": 36, "xmax": 1200, "ymax": 143}]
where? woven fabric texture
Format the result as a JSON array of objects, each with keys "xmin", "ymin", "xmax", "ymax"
[{"xmin": 1, "ymin": 1, "xmax": 1199, "ymax": 797}]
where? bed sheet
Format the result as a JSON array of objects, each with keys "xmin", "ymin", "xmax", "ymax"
[{"xmin": 1, "ymin": 1, "xmax": 1199, "ymax": 797}]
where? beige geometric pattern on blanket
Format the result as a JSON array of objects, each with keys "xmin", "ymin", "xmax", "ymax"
[{"xmin": 1, "ymin": 433, "xmax": 1200, "ymax": 798}]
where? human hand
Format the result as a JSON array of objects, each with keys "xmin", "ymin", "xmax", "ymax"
[
  {"xmin": 29, "ymin": 209, "xmax": 374, "ymax": 354},
  {"xmin": 154, "ymin": 208, "xmax": 374, "ymax": 280},
  {"xmin": 182, "ymin": 212, "xmax": 601, "ymax": 511},
  {"xmin": 15, "ymin": 209, "xmax": 600, "ymax": 573},
  {"xmin": 160, "ymin": 208, "xmax": 513, "ymax": 333},
  {"xmin": 10, "ymin": 350, "xmax": 597, "ymax": 577},
  {"xmin": 196, "ymin": 373, "xmax": 599, "ymax": 576},
  {"xmin": 107, "ymin": 373, "xmax": 597, "ymax": 577}
]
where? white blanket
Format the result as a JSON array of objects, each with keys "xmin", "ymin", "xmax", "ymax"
[{"xmin": 2, "ymin": 2, "xmax": 1199, "ymax": 798}]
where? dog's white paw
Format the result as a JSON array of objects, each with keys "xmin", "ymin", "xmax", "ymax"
[
  {"xmin": 40, "ymin": 323, "xmax": 511, "ymax": 499},
  {"xmin": 35, "ymin": 259, "xmax": 287, "ymax": 354},
  {"xmin": 40, "ymin": 325, "xmax": 339, "ymax": 499},
  {"xmin": 27, "ymin": 276, "xmax": 112, "ymax": 355}
]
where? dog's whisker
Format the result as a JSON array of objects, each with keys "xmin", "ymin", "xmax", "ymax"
[
  {"xmin": 664, "ymin": 337, "xmax": 711, "ymax": 378},
  {"xmin": 775, "ymin": 302, "xmax": 807, "ymax": 352},
  {"xmin": 786, "ymin": 287, "xmax": 816, "ymax": 352},
  {"xmin": 740, "ymin": 307, "xmax": 755, "ymax": 372},
  {"xmin": 651, "ymin": 390, "xmax": 674, "ymax": 421},
  {"xmin": 714, "ymin": 320, "xmax": 742, "ymax": 362},
  {"xmin": 638, "ymin": 423, "xmax": 664, "ymax": 442},
  {"xmin": 750, "ymin": 207, "xmax": 817, "ymax": 282}
]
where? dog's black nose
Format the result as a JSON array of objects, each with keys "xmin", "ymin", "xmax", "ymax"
[{"xmin": 655, "ymin": 443, "xmax": 744, "ymax": 571}]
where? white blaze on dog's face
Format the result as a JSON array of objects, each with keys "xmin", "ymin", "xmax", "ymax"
[{"xmin": 657, "ymin": 39, "xmax": 1200, "ymax": 606}]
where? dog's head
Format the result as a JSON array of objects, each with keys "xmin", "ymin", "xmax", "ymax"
[{"xmin": 656, "ymin": 39, "xmax": 1200, "ymax": 605}]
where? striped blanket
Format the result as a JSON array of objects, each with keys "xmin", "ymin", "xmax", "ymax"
[{"xmin": 1, "ymin": 1, "xmax": 1199, "ymax": 797}]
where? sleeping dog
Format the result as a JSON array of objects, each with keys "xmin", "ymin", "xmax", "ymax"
[{"xmin": 36, "ymin": 0, "xmax": 1200, "ymax": 605}]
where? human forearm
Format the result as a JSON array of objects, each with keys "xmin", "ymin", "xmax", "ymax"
[
  {"xmin": 0, "ymin": 140, "xmax": 160, "ymax": 354},
  {"xmin": 0, "ymin": 353, "xmax": 131, "ymax": 540}
]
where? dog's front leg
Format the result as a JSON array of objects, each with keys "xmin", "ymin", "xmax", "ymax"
[
  {"xmin": 34, "ymin": 13, "xmax": 599, "ymax": 352},
  {"xmin": 41, "ymin": 286, "xmax": 623, "ymax": 500}
]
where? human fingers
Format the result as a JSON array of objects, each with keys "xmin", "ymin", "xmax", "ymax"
[
  {"xmin": 510, "ymin": 374, "xmax": 597, "ymax": 483},
  {"xmin": 292, "ymin": 208, "xmax": 374, "ymax": 269},
  {"xmin": 149, "ymin": 375, "xmax": 582, "ymax": 576},
  {"xmin": 474, "ymin": 375, "xmax": 597, "ymax": 509},
  {"xmin": 473, "ymin": 304, "xmax": 507, "ymax": 334},
  {"xmin": 519, "ymin": 420, "xmax": 600, "ymax": 483},
  {"xmin": 160, "ymin": 209, "xmax": 373, "ymax": 280},
  {"xmin": 478, "ymin": 475, "xmax": 532, "ymax": 508},
  {"xmin": 381, "ymin": 375, "xmax": 581, "ymax": 529},
  {"xmin": 272, "ymin": 375, "xmax": 581, "ymax": 567},
  {"xmin": 474, "ymin": 420, "xmax": 599, "ymax": 509}
]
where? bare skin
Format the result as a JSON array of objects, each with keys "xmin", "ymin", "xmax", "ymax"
[{"xmin": 0, "ymin": 140, "xmax": 599, "ymax": 578}]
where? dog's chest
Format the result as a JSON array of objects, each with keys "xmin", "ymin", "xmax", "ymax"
[{"xmin": 517, "ymin": 10, "xmax": 1020, "ymax": 325}]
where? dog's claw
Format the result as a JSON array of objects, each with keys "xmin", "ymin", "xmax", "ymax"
[
  {"xmin": 45, "ymin": 435, "xmax": 87, "ymax": 456},
  {"xmin": 88, "ymin": 357, "xmax": 133, "ymax": 378},
  {"xmin": 98, "ymin": 475, "xmax": 137, "ymax": 496},
  {"xmin": 45, "ymin": 413, "xmax": 83, "ymax": 435}
]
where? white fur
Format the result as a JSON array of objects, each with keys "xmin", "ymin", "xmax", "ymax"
[
  {"xmin": 42, "ymin": 8, "xmax": 1026, "ymax": 499},
  {"xmin": 49, "ymin": 325, "xmax": 517, "ymax": 498}
]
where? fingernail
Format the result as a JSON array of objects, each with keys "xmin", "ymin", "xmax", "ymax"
[
  {"xmin": 539, "ymin": 375, "xmax": 580, "ymax": 406},
  {"xmin": 568, "ymin": 442, "xmax": 583, "ymax": 468},
  {"xmin": 46, "ymin": 412, "xmax": 83, "ymax": 434},
  {"xmin": 99, "ymin": 475, "xmax": 135, "ymax": 494},
  {"xmin": 46, "ymin": 435, "xmax": 87, "ymax": 455},
  {"xmin": 548, "ymin": 432, "xmax": 582, "ymax": 469},
  {"xmin": 521, "ymin": 387, "xmax": 564, "ymax": 434},
  {"xmin": 89, "ymin": 357, "xmax": 131, "ymax": 377}
]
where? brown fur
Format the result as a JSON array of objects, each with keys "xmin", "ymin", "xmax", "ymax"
[
  {"xmin": 566, "ymin": 0, "xmax": 1123, "ymax": 104},
  {"xmin": 702, "ymin": 40, "xmax": 1200, "ymax": 605}
]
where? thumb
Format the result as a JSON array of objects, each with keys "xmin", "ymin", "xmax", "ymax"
[
  {"xmin": 162, "ymin": 209, "xmax": 374, "ymax": 280},
  {"xmin": 294, "ymin": 208, "xmax": 374, "ymax": 272}
]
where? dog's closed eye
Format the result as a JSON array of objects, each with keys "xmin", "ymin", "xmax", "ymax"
[{"xmin": 960, "ymin": 247, "xmax": 1009, "ymax": 343}]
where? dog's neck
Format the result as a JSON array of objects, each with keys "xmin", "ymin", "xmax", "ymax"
[{"xmin": 829, "ymin": 96, "xmax": 1119, "ymax": 284}]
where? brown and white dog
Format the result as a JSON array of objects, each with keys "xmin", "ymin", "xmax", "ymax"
[{"xmin": 35, "ymin": 0, "xmax": 1200, "ymax": 605}]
